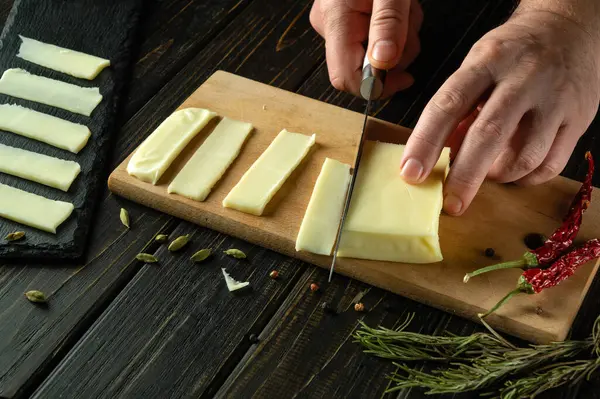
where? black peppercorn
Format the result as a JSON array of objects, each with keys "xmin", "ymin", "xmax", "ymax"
[
  {"xmin": 484, "ymin": 248, "xmax": 495, "ymax": 257},
  {"xmin": 320, "ymin": 301, "xmax": 337, "ymax": 315},
  {"xmin": 248, "ymin": 334, "xmax": 259, "ymax": 344}
]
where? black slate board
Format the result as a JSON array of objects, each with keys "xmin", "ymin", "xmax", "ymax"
[{"xmin": 0, "ymin": 0, "xmax": 143, "ymax": 261}]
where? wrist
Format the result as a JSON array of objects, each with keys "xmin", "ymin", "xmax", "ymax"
[{"xmin": 515, "ymin": 0, "xmax": 600, "ymax": 41}]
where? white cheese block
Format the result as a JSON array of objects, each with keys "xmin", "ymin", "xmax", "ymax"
[
  {"xmin": 223, "ymin": 129, "xmax": 316, "ymax": 216},
  {"xmin": 168, "ymin": 117, "xmax": 253, "ymax": 201},
  {"xmin": 0, "ymin": 144, "xmax": 81, "ymax": 191},
  {"xmin": 0, "ymin": 69, "xmax": 102, "ymax": 116},
  {"xmin": 0, "ymin": 104, "xmax": 90, "ymax": 153},
  {"xmin": 0, "ymin": 183, "xmax": 74, "ymax": 233},
  {"xmin": 17, "ymin": 36, "xmax": 110, "ymax": 80},
  {"xmin": 337, "ymin": 141, "xmax": 450, "ymax": 263},
  {"xmin": 127, "ymin": 108, "xmax": 217, "ymax": 184},
  {"xmin": 295, "ymin": 158, "xmax": 351, "ymax": 255}
]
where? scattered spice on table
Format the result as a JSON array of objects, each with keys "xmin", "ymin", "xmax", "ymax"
[
  {"xmin": 155, "ymin": 234, "xmax": 168, "ymax": 243},
  {"xmin": 465, "ymin": 152, "xmax": 594, "ymax": 282},
  {"xmin": 310, "ymin": 283, "xmax": 319, "ymax": 292},
  {"xmin": 5, "ymin": 231, "xmax": 25, "ymax": 241},
  {"xmin": 120, "ymin": 208, "xmax": 130, "ymax": 229},
  {"xmin": 354, "ymin": 302, "xmax": 365, "ymax": 312},
  {"xmin": 25, "ymin": 290, "xmax": 47, "ymax": 303},
  {"xmin": 136, "ymin": 253, "xmax": 158, "ymax": 263},
  {"xmin": 248, "ymin": 334, "xmax": 259, "ymax": 344},
  {"xmin": 168, "ymin": 235, "xmax": 190, "ymax": 252},
  {"xmin": 484, "ymin": 247, "xmax": 495, "ymax": 257},
  {"xmin": 481, "ymin": 238, "xmax": 600, "ymax": 318},
  {"xmin": 190, "ymin": 248, "xmax": 211, "ymax": 263},
  {"xmin": 269, "ymin": 270, "xmax": 279, "ymax": 279},
  {"xmin": 224, "ymin": 248, "xmax": 246, "ymax": 259}
]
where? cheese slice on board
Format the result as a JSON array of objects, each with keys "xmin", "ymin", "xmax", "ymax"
[
  {"xmin": 168, "ymin": 117, "xmax": 253, "ymax": 201},
  {"xmin": 223, "ymin": 129, "xmax": 316, "ymax": 216},
  {"xmin": 0, "ymin": 69, "xmax": 102, "ymax": 116},
  {"xmin": 0, "ymin": 183, "xmax": 74, "ymax": 233},
  {"xmin": 0, "ymin": 144, "xmax": 81, "ymax": 191},
  {"xmin": 0, "ymin": 104, "xmax": 90, "ymax": 153},
  {"xmin": 295, "ymin": 158, "xmax": 351, "ymax": 255},
  {"xmin": 127, "ymin": 108, "xmax": 217, "ymax": 184},
  {"xmin": 17, "ymin": 36, "xmax": 110, "ymax": 80},
  {"xmin": 338, "ymin": 141, "xmax": 450, "ymax": 263}
]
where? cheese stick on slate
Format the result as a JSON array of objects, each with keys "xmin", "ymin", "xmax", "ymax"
[
  {"xmin": 0, "ymin": 104, "xmax": 91, "ymax": 153},
  {"xmin": 17, "ymin": 35, "xmax": 110, "ymax": 80},
  {"xmin": 0, "ymin": 69, "xmax": 102, "ymax": 116},
  {"xmin": 0, "ymin": 144, "xmax": 81, "ymax": 192},
  {"xmin": 0, "ymin": 183, "xmax": 74, "ymax": 233}
]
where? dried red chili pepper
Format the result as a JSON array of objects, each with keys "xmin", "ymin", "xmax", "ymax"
[
  {"xmin": 480, "ymin": 238, "xmax": 600, "ymax": 318},
  {"xmin": 464, "ymin": 152, "xmax": 594, "ymax": 283}
]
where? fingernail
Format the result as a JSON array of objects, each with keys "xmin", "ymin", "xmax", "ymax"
[
  {"xmin": 372, "ymin": 40, "xmax": 397, "ymax": 63},
  {"xmin": 400, "ymin": 158, "xmax": 423, "ymax": 182},
  {"xmin": 444, "ymin": 195, "xmax": 463, "ymax": 215}
]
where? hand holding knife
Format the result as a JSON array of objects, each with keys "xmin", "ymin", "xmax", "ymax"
[{"xmin": 328, "ymin": 54, "xmax": 386, "ymax": 282}]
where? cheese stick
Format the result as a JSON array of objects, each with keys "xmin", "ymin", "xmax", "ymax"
[
  {"xmin": 0, "ymin": 69, "xmax": 102, "ymax": 116},
  {"xmin": 0, "ymin": 183, "xmax": 74, "ymax": 233},
  {"xmin": 17, "ymin": 35, "xmax": 110, "ymax": 80},
  {"xmin": 0, "ymin": 104, "xmax": 90, "ymax": 153},
  {"xmin": 0, "ymin": 144, "xmax": 81, "ymax": 191}
]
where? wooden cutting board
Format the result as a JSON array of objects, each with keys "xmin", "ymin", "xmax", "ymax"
[{"xmin": 108, "ymin": 71, "xmax": 600, "ymax": 344}]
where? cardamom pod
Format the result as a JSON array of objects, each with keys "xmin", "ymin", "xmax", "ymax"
[
  {"xmin": 224, "ymin": 248, "xmax": 246, "ymax": 259},
  {"xmin": 120, "ymin": 208, "xmax": 130, "ymax": 229},
  {"xmin": 25, "ymin": 290, "xmax": 47, "ymax": 303},
  {"xmin": 155, "ymin": 234, "xmax": 168, "ymax": 243},
  {"xmin": 136, "ymin": 253, "xmax": 158, "ymax": 263},
  {"xmin": 168, "ymin": 235, "xmax": 190, "ymax": 252},
  {"xmin": 191, "ymin": 248, "xmax": 211, "ymax": 263},
  {"xmin": 5, "ymin": 231, "xmax": 25, "ymax": 241}
]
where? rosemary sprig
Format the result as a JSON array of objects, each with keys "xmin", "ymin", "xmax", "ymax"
[
  {"xmin": 354, "ymin": 315, "xmax": 511, "ymax": 362},
  {"xmin": 498, "ymin": 358, "xmax": 600, "ymax": 398},
  {"xmin": 355, "ymin": 313, "xmax": 600, "ymax": 396}
]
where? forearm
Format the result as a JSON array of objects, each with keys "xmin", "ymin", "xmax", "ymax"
[{"xmin": 516, "ymin": 0, "xmax": 600, "ymax": 38}]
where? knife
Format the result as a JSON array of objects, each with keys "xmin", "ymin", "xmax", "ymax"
[{"xmin": 328, "ymin": 54, "xmax": 386, "ymax": 282}]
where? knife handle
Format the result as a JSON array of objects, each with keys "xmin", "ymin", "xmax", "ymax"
[{"xmin": 360, "ymin": 53, "xmax": 386, "ymax": 101}]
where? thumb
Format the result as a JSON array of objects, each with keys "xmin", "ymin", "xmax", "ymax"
[{"xmin": 367, "ymin": 0, "xmax": 411, "ymax": 70}]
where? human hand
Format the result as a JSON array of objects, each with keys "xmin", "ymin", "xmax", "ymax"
[
  {"xmin": 400, "ymin": 8, "xmax": 600, "ymax": 215},
  {"xmin": 309, "ymin": 0, "xmax": 423, "ymax": 98}
]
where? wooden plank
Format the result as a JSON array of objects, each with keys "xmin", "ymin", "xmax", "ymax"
[
  {"xmin": 0, "ymin": 0, "xmax": 325, "ymax": 397},
  {"xmin": 0, "ymin": 0, "xmax": 144, "ymax": 261},
  {"xmin": 108, "ymin": 70, "xmax": 600, "ymax": 344},
  {"xmin": 31, "ymin": 222, "xmax": 308, "ymax": 399}
]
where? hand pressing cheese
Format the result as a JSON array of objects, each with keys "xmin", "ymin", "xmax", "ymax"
[{"xmin": 337, "ymin": 141, "xmax": 450, "ymax": 263}]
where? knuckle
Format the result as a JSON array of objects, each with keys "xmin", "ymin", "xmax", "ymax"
[
  {"xmin": 513, "ymin": 151, "xmax": 541, "ymax": 173},
  {"xmin": 471, "ymin": 38, "xmax": 505, "ymax": 64},
  {"xmin": 449, "ymin": 171, "xmax": 480, "ymax": 190},
  {"xmin": 538, "ymin": 161, "xmax": 563, "ymax": 179},
  {"xmin": 330, "ymin": 75, "xmax": 347, "ymax": 92},
  {"xmin": 470, "ymin": 118, "xmax": 505, "ymax": 142},
  {"xmin": 371, "ymin": 8, "xmax": 405, "ymax": 31},
  {"xmin": 430, "ymin": 88, "xmax": 470, "ymax": 117}
]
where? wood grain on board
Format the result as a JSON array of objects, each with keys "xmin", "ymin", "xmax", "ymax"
[{"xmin": 109, "ymin": 71, "xmax": 600, "ymax": 344}]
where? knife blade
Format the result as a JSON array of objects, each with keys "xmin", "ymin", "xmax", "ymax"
[{"xmin": 328, "ymin": 55, "xmax": 386, "ymax": 282}]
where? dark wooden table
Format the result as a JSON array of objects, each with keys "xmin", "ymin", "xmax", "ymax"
[{"xmin": 1, "ymin": 1, "xmax": 599, "ymax": 398}]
